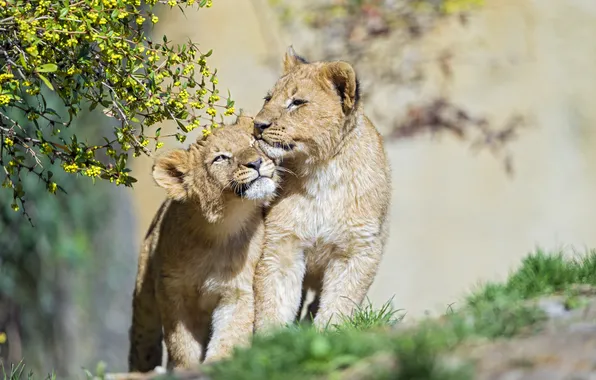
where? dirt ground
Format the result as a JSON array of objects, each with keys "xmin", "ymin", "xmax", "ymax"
[{"xmin": 130, "ymin": 0, "xmax": 596, "ymax": 319}]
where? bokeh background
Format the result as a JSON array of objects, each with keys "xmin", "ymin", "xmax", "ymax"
[{"xmin": 2, "ymin": 0, "xmax": 596, "ymax": 377}]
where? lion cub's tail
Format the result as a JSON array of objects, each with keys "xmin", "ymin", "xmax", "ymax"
[{"xmin": 128, "ymin": 204, "xmax": 167, "ymax": 372}]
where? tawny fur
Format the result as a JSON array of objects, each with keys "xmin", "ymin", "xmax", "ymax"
[
  {"xmin": 128, "ymin": 118, "xmax": 280, "ymax": 372},
  {"xmin": 252, "ymin": 47, "xmax": 392, "ymax": 331}
]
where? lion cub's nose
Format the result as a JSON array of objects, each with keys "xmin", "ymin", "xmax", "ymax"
[
  {"xmin": 244, "ymin": 157, "xmax": 262, "ymax": 171},
  {"xmin": 254, "ymin": 121, "xmax": 271, "ymax": 133}
]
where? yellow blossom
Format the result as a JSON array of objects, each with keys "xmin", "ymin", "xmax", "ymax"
[
  {"xmin": 206, "ymin": 107, "xmax": 216, "ymax": 116},
  {"xmin": 62, "ymin": 162, "xmax": 79, "ymax": 173},
  {"xmin": 151, "ymin": 15, "xmax": 159, "ymax": 24},
  {"xmin": 0, "ymin": 73, "xmax": 14, "ymax": 83},
  {"xmin": 84, "ymin": 165, "xmax": 102, "ymax": 177},
  {"xmin": 4, "ymin": 137, "xmax": 14, "ymax": 147},
  {"xmin": 156, "ymin": 142, "xmax": 164, "ymax": 149},
  {"xmin": 224, "ymin": 107, "xmax": 235, "ymax": 116},
  {"xmin": 48, "ymin": 182, "xmax": 57, "ymax": 194}
]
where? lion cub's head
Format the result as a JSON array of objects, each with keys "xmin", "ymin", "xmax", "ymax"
[
  {"xmin": 152, "ymin": 117, "xmax": 279, "ymax": 223},
  {"xmin": 253, "ymin": 47, "xmax": 361, "ymax": 163}
]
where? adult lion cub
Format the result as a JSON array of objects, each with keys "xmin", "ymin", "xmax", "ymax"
[
  {"xmin": 128, "ymin": 118, "xmax": 280, "ymax": 372},
  {"xmin": 252, "ymin": 47, "xmax": 391, "ymax": 331}
]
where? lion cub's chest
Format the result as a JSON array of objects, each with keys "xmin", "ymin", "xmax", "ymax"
[
  {"xmin": 159, "ymin": 238, "xmax": 257, "ymax": 306},
  {"xmin": 281, "ymin": 170, "xmax": 352, "ymax": 249}
]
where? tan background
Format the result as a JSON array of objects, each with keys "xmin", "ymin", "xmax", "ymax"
[{"xmin": 130, "ymin": 0, "xmax": 596, "ymax": 318}]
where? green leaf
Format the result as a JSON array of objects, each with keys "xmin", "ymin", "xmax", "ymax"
[
  {"xmin": 37, "ymin": 74, "xmax": 54, "ymax": 91},
  {"xmin": 204, "ymin": 49, "xmax": 213, "ymax": 57},
  {"xmin": 155, "ymin": 128, "xmax": 161, "ymax": 137},
  {"xmin": 36, "ymin": 63, "xmax": 58, "ymax": 73}
]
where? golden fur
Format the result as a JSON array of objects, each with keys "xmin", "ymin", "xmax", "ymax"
[
  {"xmin": 252, "ymin": 47, "xmax": 392, "ymax": 330},
  {"xmin": 128, "ymin": 118, "xmax": 280, "ymax": 371}
]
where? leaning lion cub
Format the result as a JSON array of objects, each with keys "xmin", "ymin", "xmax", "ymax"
[{"xmin": 128, "ymin": 117, "xmax": 280, "ymax": 372}]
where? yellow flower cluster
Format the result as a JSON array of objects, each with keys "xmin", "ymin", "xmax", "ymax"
[
  {"xmin": 3, "ymin": 138, "xmax": 14, "ymax": 147},
  {"xmin": 0, "ymin": 73, "xmax": 14, "ymax": 83},
  {"xmin": 84, "ymin": 165, "xmax": 102, "ymax": 177},
  {"xmin": 48, "ymin": 182, "xmax": 58, "ymax": 194},
  {"xmin": 0, "ymin": 95, "xmax": 11, "ymax": 106},
  {"xmin": 62, "ymin": 163, "xmax": 79, "ymax": 173}
]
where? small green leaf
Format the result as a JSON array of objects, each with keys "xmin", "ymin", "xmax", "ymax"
[
  {"xmin": 204, "ymin": 49, "xmax": 213, "ymax": 57},
  {"xmin": 155, "ymin": 128, "xmax": 161, "ymax": 137},
  {"xmin": 37, "ymin": 74, "xmax": 54, "ymax": 91},
  {"xmin": 36, "ymin": 63, "xmax": 58, "ymax": 73}
]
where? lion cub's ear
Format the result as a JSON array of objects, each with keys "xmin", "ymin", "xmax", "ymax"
[
  {"xmin": 234, "ymin": 111, "xmax": 255, "ymax": 134},
  {"xmin": 320, "ymin": 61, "xmax": 359, "ymax": 114},
  {"xmin": 152, "ymin": 149, "xmax": 190, "ymax": 201},
  {"xmin": 283, "ymin": 45, "xmax": 309, "ymax": 74}
]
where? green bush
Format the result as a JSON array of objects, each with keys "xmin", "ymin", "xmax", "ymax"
[{"xmin": 0, "ymin": 0, "xmax": 235, "ymax": 214}]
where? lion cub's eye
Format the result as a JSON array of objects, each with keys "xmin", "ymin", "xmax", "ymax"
[
  {"xmin": 263, "ymin": 94, "xmax": 272, "ymax": 103},
  {"xmin": 212, "ymin": 154, "xmax": 231, "ymax": 164},
  {"xmin": 289, "ymin": 99, "xmax": 308, "ymax": 108}
]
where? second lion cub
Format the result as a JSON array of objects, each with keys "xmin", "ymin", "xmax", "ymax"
[{"xmin": 128, "ymin": 118, "xmax": 280, "ymax": 371}]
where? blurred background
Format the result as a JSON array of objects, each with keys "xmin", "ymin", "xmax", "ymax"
[{"xmin": 2, "ymin": 0, "xmax": 596, "ymax": 377}]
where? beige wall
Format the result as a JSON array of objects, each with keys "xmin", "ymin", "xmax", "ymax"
[{"xmin": 131, "ymin": 0, "xmax": 596, "ymax": 318}]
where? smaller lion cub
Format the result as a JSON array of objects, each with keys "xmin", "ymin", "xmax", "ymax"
[{"xmin": 128, "ymin": 118, "xmax": 280, "ymax": 372}]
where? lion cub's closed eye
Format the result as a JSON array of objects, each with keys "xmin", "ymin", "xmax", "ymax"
[{"xmin": 128, "ymin": 118, "xmax": 280, "ymax": 372}]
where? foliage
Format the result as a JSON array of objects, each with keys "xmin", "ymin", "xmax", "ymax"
[
  {"xmin": 467, "ymin": 248, "xmax": 596, "ymax": 304},
  {"xmin": 208, "ymin": 249, "xmax": 596, "ymax": 379},
  {"xmin": 0, "ymin": 0, "xmax": 235, "ymax": 216},
  {"xmin": 332, "ymin": 297, "xmax": 404, "ymax": 332},
  {"xmin": 0, "ymin": 86, "xmax": 129, "ymax": 374},
  {"xmin": 1, "ymin": 360, "xmax": 54, "ymax": 380}
]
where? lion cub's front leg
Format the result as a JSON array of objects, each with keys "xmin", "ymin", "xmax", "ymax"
[
  {"xmin": 254, "ymin": 235, "xmax": 305, "ymax": 332},
  {"xmin": 313, "ymin": 235, "xmax": 384, "ymax": 329},
  {"xmin": 158, "ymin": 286, "xmax": 208, "ymax": 370},
  {"xmin": 203, "ymin": 290, "xmax": 254, "ymax": 363}
]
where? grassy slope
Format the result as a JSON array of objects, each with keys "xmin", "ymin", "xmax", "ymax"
[
  {"xmin": 5, "ymin": 249, "xmax": 596, "ymax": 380},
  {"xmin": 206, "ymin": 248, "xmax": 596, "ymax": 380}
]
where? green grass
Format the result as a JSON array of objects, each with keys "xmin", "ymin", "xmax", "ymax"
[
  {"xmin": 209, "ymin": 248, "xmax": 596, "ymax": 380},
  {"xmin": 8, "ymin": 248, "xmax": 596, "ymax": 380},
  {"xmin": 0, "ymin": 361, "xmax": 54, "ymax": 380},
  {"xmin": 467, "ymin": 248, "xmax": 596, "ymax": 305}
]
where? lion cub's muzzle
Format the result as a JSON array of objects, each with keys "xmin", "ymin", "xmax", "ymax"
[
  {"xmin": 231, "ymin": 156, "xmax": 277, "ymax": 200},
  {"xmin": 254, "ymin": 121, "xmax": 296, "ymax": 152}
]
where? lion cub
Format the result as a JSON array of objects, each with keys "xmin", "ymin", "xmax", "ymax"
[
  {"xmin": 252, "ymin": 47, "xmax": 392, "ymax": 331},
  {"xmin": 128, "ymin": 119, "xmax": 280, "ymax": 372}
]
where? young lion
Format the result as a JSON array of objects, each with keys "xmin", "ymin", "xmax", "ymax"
[
  {"xmin": 252, "ymin": 47, "xmax": 392, "ymax": 331},
  {"xmin": 128, "ymin": 118, "xmax": 280, "ymax": 372}
]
